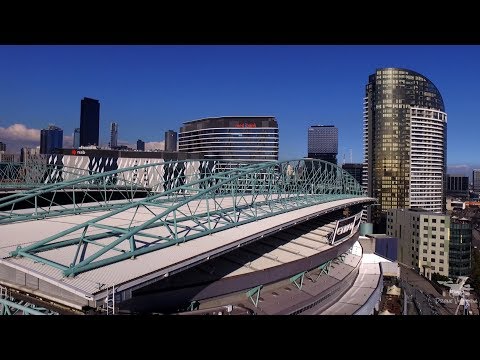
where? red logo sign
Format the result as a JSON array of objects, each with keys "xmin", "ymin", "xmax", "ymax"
[
  {"xmin": 71, "ymin": 149, "xmax": 77, "ymax": 155},
  {"xmin": 235, "ymin": 123, "xmax": 257, "ymax": 128}
]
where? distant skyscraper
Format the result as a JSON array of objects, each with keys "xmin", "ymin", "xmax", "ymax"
[
  {"xmin": 110, "ymin": 122, "xmax": 119, "ymax": 148},
  {"xmin": 364, "ymin": 68, "xmax": 447, "ymax": 228},
  {"xmin": 179, "ymin": 116, "xmax": 278, "ymax": 164},
  {"xmin": 446, "ymin": 175, "xmax": 469, "ymax": 197},
  {"xmin": 164, "ymin": 130, "xmax": 177, "ymax": 152},
  {"xmin": 307, "ymin": 125, "xmax": 338, "ymax": 164},
  {"xmin": 0, "ymin": 153, "xmax": 14, "ymax": 163},
  {"xmin": 73, "ymin": 128, "xmax": 80, "ymax": 148},
  {"xmin": 21, "ymin": 146, "xmax": 40, "ymax": 163},
  {"xmin": 137, "ymin": 139, "xmax": 145, "ymax": 151},
  {"xmin": 342, "ymin": 163, "xmax": 363, "ymax": 186},
  {"xmin": 40, "ymin": 125, "xmax": 63, "ymax": 154},
  {"xmin": 473, "ymin": 170, "xmax": 480, "ymax": 193},
  {"xmin": 80, "ymin": 97, "xmax": 100, "ymax": 147},
  {"xmin": 0, "ymin": 141, "xmax": 6, "ymax": 152}
]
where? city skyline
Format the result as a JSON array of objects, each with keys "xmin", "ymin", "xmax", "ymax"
[{"xmin": 1, "ymin": 45, "xmax": 479, "ymax": 172}]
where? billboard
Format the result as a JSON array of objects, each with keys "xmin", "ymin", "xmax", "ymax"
[{"xmin": 330, "ymin": 210, "xmax": 363, "ymax": 245}]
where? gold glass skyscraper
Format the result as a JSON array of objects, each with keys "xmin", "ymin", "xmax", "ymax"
[{"xmin": 363, "ymin": 68, "xmax": 447, "ymax": 228}]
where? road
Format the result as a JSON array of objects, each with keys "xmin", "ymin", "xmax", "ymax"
[{"xmin": 399, "ymin": 264, "xmax": 479, "ymax": 315}]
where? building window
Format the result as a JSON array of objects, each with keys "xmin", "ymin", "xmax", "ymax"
[
  {"xmin": 412, "ymin": 246, "xmax": 415, "ymax": 251},
  {"xmin": 431, "ymin": 266, "xmax": 435, "ymax": 270},
  {"xmin": 423, "ymin": 241, "xmax": 428, "ymax": 246},
  {"xmin": 431, "ymin": 258, "xmax": 435, "ymax": 262},
  {"xmin": 423, "ymin": 257, "xmax": 427, "ymax": 261},
  {"xmin": 432, "ymin": 219, "xmax": 437, "ymax": 223},
  {"xmin": 423, "ymin": 234, "xmax": 428, "ymax": 238},
  {"xmin": 440, "ymin": 227, "xmax": 444, "ymax": 232},
  {"xmin": 439, "ymin": 267, "xmax": 444, "ymax": 272},
  {"xmin": 424, "ymin": 219, "xmax": 428, "ymax": 223},
  {"xmin": 441, "ymin": 219, "xmax": 445, "ymax": 224},
  {"xmin": 440, "ymin": 251, "xmax": 444, "ymax": 256},
  {"xmin": 423, "ymin": 249, "xmax": 427, "ymax": 253},
  {"xmin": 424, "ymin": 226, "xmax": 428, "ymax": 230},
  {"xmin": 440, "ymin": 236, "xmax": 444, "ymax": 240},
  {"xmin": 432, "ymin": 227, "xmax": 436, "ymax": 231},
  {"xmin": 432, "ymin": 235, "xmax": 436, "ymax": 239},
  {"xmin": 431, "ymin": 250, "xmax": 436, "ymax": 255},
  {"xmin": 440, "ymin": 259, "xmax": 444, "ymax": 263},
  {"xmin": 432, "ymin": 242, "xmax": 436, "ymax": 247}
]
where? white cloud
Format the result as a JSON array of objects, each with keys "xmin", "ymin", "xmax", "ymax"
[
  {"xmin": 0, "ymin": 123, "xmax": 73, "ymax": 154},
  {"xmin": 0, "ymin": 123, "xmax": 40, "ymax": 142}
]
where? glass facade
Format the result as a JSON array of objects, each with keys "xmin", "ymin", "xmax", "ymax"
[
  {"xmin": 165, "ymin": 130, "xmax": 178, "ymax": 152},
  {"xmin": 110, "ymin": 122, "xmax": 118, "ymax": 148},
  {"xmin": 40, "ymin": 125, "xmax": 63, "ymax": 154},
  {"xmin": 364, "ymin": 68, "xmax": 446, "ymax": 227},
  {"xmin": 307, "ymin": 125, "xmax": 338, "ymax": 164},
  {"xmin": 446, "ymin": 175, "xmax": 469, "ymax": 196},
  {"xmin": 179, "ymin": 116, "xmax": 278, "ymax": 164},
  {"xmin": 80, "ymin": 97, "xmax": 100, "ymax": 147},
  {"xmin": 73, "ymin": 128, "xmax": 80, "ymax": 148},
  {"xmin": 449, "ymin": 220, "xmax": 472, "ymax": 277},
  {"xmin": 473, "ymin": 169, "xmax": 480, "ymax": 193},
  {"xmin": 342, "ymin": 163, "xmax": 363, "ymax": 187}
]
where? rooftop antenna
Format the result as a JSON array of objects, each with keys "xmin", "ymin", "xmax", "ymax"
[{"xmin": 350, "ymin": 149, "xmax": 353, "ymax": 163}]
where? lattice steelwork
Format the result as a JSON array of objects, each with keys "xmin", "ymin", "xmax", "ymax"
[
  {"xmin": 0, "ymin": 160, "xmax": 98, "ymax": 189},
  {"xmin": 8, "ymin": 159, "xmax": 364, "ymax": 277},
  {"xmin": 0, "ymin": 286, "xmax": 58, "ymax": 315},
  {"xmin": 0, "ymin": 160, "xmax": 235, "ymax": 224}
]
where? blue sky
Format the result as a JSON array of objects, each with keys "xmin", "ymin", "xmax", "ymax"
[{"xmin": 0, "ymin": 45, "xmax": 479, "ymax": 172}]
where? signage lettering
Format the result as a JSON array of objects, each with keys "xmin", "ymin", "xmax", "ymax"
[
  {"xmin": 336, "ymin": 222, "xmax": 355, "ymax": 235},
  {"xmin": 235, "ymin": 123, "xmax": 257, "ymax": 128},
  {"xmin": 71, "ymin": 149, "xmax": 85, "ymax": 155},
  {"xmin": 330, "ymin": 210, "xmax": 363, "ymax": 245}
]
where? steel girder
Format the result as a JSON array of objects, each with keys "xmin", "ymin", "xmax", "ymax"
[
  {"xmin": 9, "ymin": 159, "xmax": 366, "ymax": 277},
  {"xmin": 0, "ymin": 159, "xmax": 230, "ymax": 224},
  {"xmin": 0, "ymin": 298, "xmax": 58, "ymax": 315}
]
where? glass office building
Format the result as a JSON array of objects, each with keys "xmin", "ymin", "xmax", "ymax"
[
  {"xmin": 307, "ymin": 125, "xmax": 338, "ymax": 164},
  {"xmin": 80, "ymin": 97, "xmax": 100, "ymax": 147},
  {"xmin": 179, "ymin": 116, "xmax": 278, "ymax": 164},
  {"xmin": 40, "ymin": 125, "xmax": 63, "ymax": 154},
  {"xmin": 363, "ymin": 68, "xmax": 447, "ymax": 227},
  {"xmin": 449, "ymin": 218, "xmax": 472, "ymax": 277}
]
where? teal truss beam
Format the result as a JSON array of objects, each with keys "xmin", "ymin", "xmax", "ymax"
[
  {"xmin": 246, "ymin": 285, "xmax": 263, "ymax": 307},
  {"xmin": 315, "ymin": 260, "xmax": 332, "ymax": 281},
  {"xmin": 188, "ymin": 300, "xmax": 200, "ymax": 311},
  {"xmin": 290, "ymin": 271, "xmax": 306, "ymax": 290},
  {"xmin": 0, "ymin": 298, "xmax": 58, "ymax": 315},
  {"xmin": 9, "ymin": 159, "xmax": 367, "ymax": 277},
  {"xmin": 0, "ymin": 159, "xmax": 236, "ymax": 224}
]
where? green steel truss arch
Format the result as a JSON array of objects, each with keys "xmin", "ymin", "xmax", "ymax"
[
  {"xmin": 0, "ymin": 160, "xmax": 104, "ymax": 188},
  {"xmin": 0, "ymin": 159, "xmax": 231, "ymax": 224},
  {"xmin": 9, "ymin": 159, "xmax": 366, "ymax": 277}
]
